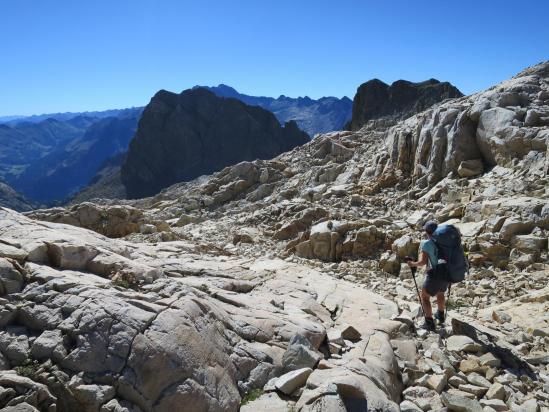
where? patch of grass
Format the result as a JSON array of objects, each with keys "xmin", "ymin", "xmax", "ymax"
[
  {"xmin": 197, "ymin": 283, "xmax": 210, "ymax": 293},
  {"xmin": 14, "ymin": 359, "xmax": 41, "ymax": 380},
  {"xmin": 240, "ymin": 389, "xmax": 263, "ymax": 405}
]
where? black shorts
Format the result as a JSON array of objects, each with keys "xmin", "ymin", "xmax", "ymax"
[{"xmin": 423, "ymin": 273, "xmax": 450, "ymax": 296}]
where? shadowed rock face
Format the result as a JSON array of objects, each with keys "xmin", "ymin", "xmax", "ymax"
[
  {"xmin": 348, "ymin": 78, "xmax": 463, "ymax": 130},
  {"xmin": 121, "ymin": 88, "xmax": 309, "ymax": 199}
]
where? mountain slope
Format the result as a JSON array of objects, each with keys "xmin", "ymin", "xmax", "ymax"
[
  {"xmin": 14, "ymin": 113, "xmax": 139, "ymax": 203},
  {"xmin": 121, "ymin": 88, "xmax": 309, "ymax": 198},
  {"xmin": 348, "ymin": 78, "xmax": 463, "ymax": 130},
  {"xmin": 198, "ymin": 84, "xmax": 352, "ymax": 136},
  {"xmin": 0, "ymin": 118, "xmax": 93, "ymax": 180},
  {"xmin": 0, "ymin": 180, "xmax": 35, "ymax": 211},
  {"xmin": 0, "ymin": 109, "xmax": 142, "ymax": 204}
]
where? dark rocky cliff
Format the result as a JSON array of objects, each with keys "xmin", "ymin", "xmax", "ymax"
[
  {"xmin": 348, "ymin": 78, "xmax": 463, "ymax": 130},
  {"xmin": 121, "ymin": 88, "xmax": 309, "ymax": 198}
]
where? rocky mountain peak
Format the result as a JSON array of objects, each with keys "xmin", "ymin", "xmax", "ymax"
[
  {"xmin": 348, "ymin": 77, "xmax": 463, "ymax": 130},
  {"xmin": 120, "ymin": 87, "xmax": 309, "ymax": 199}
]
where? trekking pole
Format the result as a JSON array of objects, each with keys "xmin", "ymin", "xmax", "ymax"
[
  {"xmin": 445, "ymin": 284, "xmax": 451, "ymax": 322},
  {"xmin": 409, "ymin": 264, "xmax": 426, "ymax": 318}
]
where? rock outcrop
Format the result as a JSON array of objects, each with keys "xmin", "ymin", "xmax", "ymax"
[
  {"xmin": 121, "ymin": 88, "xmax": 309, "ymax": 199},
  {"xmin": 0, "ymin": 207, "xmax": 401, "ymax": 411},
  {"xmin": 348, "ymin": 78, "xmax": 463, "ymax": 130},
  {"xmin": 373, "ymin": 62, "xmax": 549, "ymax": 188}
]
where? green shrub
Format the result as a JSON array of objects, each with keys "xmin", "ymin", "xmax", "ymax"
[
  {"xmin": 15, "ymin": 359, "xmax": 41, "ymax": 380},
  {"xmin": 240, "ymin": 389, "xmax": 263, "ymax": 405}
]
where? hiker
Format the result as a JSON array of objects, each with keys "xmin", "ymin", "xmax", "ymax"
[{"xmin": 406, "ymin": 221, "xmax": 449, "ymax": 331}]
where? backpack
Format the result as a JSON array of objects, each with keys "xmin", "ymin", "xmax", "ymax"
[{"xmin": 431, "ymin": 224, "xmax": 468, "ymax": 283}]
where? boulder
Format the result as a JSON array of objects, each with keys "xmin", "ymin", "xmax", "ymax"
[
  {"xmin": 499, "ymin": 218, "xmax": 536, "ymax": 241},
  {"xmin": 476, "ymin": 107, "xmax": 517, "ymax": 166},
  {"xmin": 282, "ymin": 335, "xmax": 322, "ymax": 372},
  {"xmin": 27, "ymin": 203, "xmax": 144, "ymax": 238},
  {"xmin": 240, "ymin": 392, "xmax": 289, "ymax": 412},
  {"xmin": 275, "ymin": 367, "xmax": 313, "ymax": 395},
  {"xmin": 379, "ymin": 252, "xmax": 400, "ymax": 275},
  {"xmin": 0, "ymin": 243, "xmax": 28, "ymax": 261},
  {"xmin": 391, "ymin": 235, "xmax": 419, "ymax": 259},
  {"xmin": 0, "ymin": 258, "xmax": 24, "ymax": 295},
  {"xmin": 30, "ymin": 330, "xmax": 64, "ymax": 360},
  {"xmin": 457, "ymin": 159, "xmax": 484, "ymax": 177}
]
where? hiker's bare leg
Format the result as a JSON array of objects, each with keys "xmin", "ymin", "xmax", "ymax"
[
  {"xmin": 436, "ymin": 292, "xmax": 445, "ymax": 312},
  {"xmin": 421, "ymin": 288, "xmax": 433, "ymax": 318}
]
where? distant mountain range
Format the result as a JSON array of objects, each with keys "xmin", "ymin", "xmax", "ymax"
[
  {"xmin": 0, "ymin": 78, "xmax": 461, "ymax": 209},
  {"xmin": 196, "ymin": 84, "xmax": 352, "ymax": 136},
  {"xmin": 0, "ymin": 109, "xmax": 142, "ymax": 205},
  {"xmin": 0, "ymin": 107, "xmax": 141, "ymax": 125}
]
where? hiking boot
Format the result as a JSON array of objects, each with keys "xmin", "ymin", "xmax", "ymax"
[
  {"xmin": 434, "ymin": 310, "xmax": 445, "ymax": 324},
  {"xmin": 420, "ymin": 317, "xmax": 436, "ymax": 332}
]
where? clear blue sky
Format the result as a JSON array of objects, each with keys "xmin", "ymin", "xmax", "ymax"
[{"xmin": 2, "ymin": 0, "xmax": 548, "ymax": 116}]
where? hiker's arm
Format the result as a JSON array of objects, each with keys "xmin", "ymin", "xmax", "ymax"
[{"xmin": 408, "ymin": 251, "xmax": 428, "ymax": 267}]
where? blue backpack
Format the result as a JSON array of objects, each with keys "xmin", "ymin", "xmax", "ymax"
[{"xmin": 432, "ymin": 224, "xmax": 468, "ymax": 283}]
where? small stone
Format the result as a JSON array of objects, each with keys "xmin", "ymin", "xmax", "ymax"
[
  {"xmin": 282, "ymin": 334, "xmax": 322, "ymax": 372},
  {"xmin": 458, "ymin": 159, "xmax": 484, "ymax": 177},
  {"xmin": 492, "ymin": 310, "xmax": 512, "ymax": 324},
  {"xmin": 327, "ymin": 328, "xmax": 344, "ymax": 345},
  {"xmin": 479, "ymin": 398, "xmax": 508, "ymax": 411},
  {"xmin": 486, "ymin": 382, "xmax": 506, "ymax": 400},
  {"xmin": 417, "ymin": 329, "xmax": 429, "ymax": 338},
  {"xmin": 441, "ymin": 392, "xmax": 484, "ymax": 412},
  {"xmin": 340, "ymin": 324, "xmax": 361, "ymax": 341},
  {"xmin": 426, "ymin": 374, "xmax": 447, "ymax": 393},
  {"xmin": 328, "ymin": 342, "xmax": 342, "ymax": 355},
  {"xmin": 400, "ymin": 400, "xmax": 423, "ymax": 412},
  {"xmin": 468, "ymin": 372, "xmax": 492, "ymax": 389},
  {"xmin": 485, "ymin": 368, "xmax": 498, "ymax": 382},
  {"xmin": 480, "ymin": 352, "xmax": 501, "ymax": 368},
  {"xmin": 460, "ymin": 358, "xmax": 481, "ymax": 373},
  {"xmin": 448, "ymin": 375, "xmax": 467, "ymax": 388},
  {"xmin": 447, "ymin": 335, "xmax": 483, "ymax": 353},
  {"xmin": 459, "ymin": 383, "xmax": 488, "ymax": 397},
  {"xmin": 447, "ymin": 388, "xmax": 477, "ymax": 400}
]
